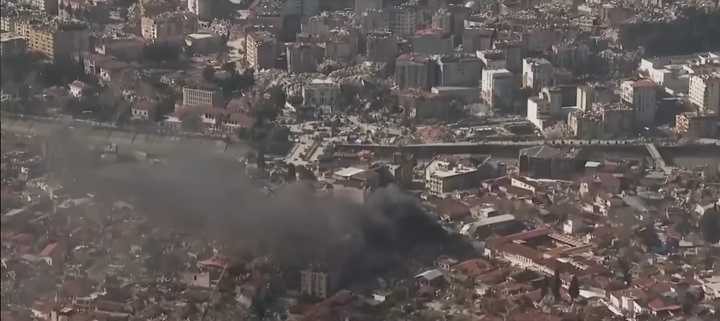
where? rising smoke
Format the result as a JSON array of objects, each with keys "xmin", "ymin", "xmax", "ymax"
[{"xmin": 56, "ymin": 145, "xmax": 446, "ymax": 285}]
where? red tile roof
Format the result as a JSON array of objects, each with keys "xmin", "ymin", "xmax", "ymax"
[{"xmin": 39, "ymin": 242, "xmax": 61, "ymax": 258}]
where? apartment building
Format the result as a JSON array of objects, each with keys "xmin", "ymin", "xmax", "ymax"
[
  {"xmin": 286, "ymin": 42, "xmax": 316, "ymax": 74},
  {"xmin": 182, "ymin": 84, "xmax": 224, "ymax": 108},
  {"xmin": 246, "ymin": 31, "xmax": 276, "ymax": 70},
  {"xmin": 365, "ymin": 31, "xmax": 397, "ymax": 63},
  {"xmin": 359, "ymin": 10, "xmax": 388, "ymax": 33},
  {"xmin": 621, "ymin": 79, "xmax": 657, "ymax": 126},
  {"xmin": 5, "ymin": 17, "xmax": 89, "ymax": 60},
  {"xmin": 300, "ymin": 268, "xmax": 334, "ymax": 299},
  {"xmin": 481, "ymin": 68, "xmax": 513, "ymax": 110},
  {"xmin": 688, "ymin": 73, "xmax": 720, "ymax": 114},
  {"xmin": 395, "ymin": 53, "xmax": 437, "ymax": 90},
  {"xmin": 388, "ymin": 4, "xmax": 420, "ymax": 36},
  {"xmin": 141, "ymin": 12, "xmax": 198, "ymax": 45},
  {"xmin": 436, "ymin": 55, "xmax": 482, "ymax": 87},
  {"xmin": 0, "ymin": 32, "xmax": 26, "ymax": 58},
  {"xmin": 187, "ymin": 0, "xmax": 212, "ymax": 21},
  {"xmin": 302, "ymin": 79, "xmax": 340, "ymax": 107},
  {"xmin": 424, "ymin": 154, "xmax": 499, "ymax": 195},
  {"xmin": 675, "ymin": 112, "xmax": 719, "ymax": 138},
  {"xmin": 522, "ymin": 57, "xmax": 553, "ymax": 90}
]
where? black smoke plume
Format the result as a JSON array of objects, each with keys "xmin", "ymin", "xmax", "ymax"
[{"xmin": 58, "ymin": 148, "xmax": 446, "ymax": 287}]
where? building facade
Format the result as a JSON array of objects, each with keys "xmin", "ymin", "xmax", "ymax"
[
  {"xmin": 246, "ymin": 31, "xmax": 277, "ymax": 70},
  {"xmin": 395, "ymin": 53, "xmax": 436, "ymax": 90},
  {"xmin": 6, "ymin": 18, "xmax": 89, "ymax": 60},
  {"xmin": 411, "ymin": 29, "xmax": 453, "ymax": 55},
  {"xmin": 365, "ymin": 31, "xmax": 397, "ymax": 63},
  {"xmin": 437, "ymin": 54, "xmax": 482, "ymax": 87},
  {"xmin": 689, "ymin": 73, "xmax": 720, "ymax": 114},
  {"xmin": 482, "ymin": 68, "xmax": 513, "ymax": 110},
  {"xmin": 621, "ymin": 79, "xmax": 657, "ymax": 126},
  {"xmin": 675, "ymin": 112, "xmax": 719, "ymax": 138},
  {"xmin": 141, "ymin": 12, "xmax": 198, "ymax": 45},
  {"xmin": 182, "ymin": 85, "xmax": 224, "ymax": 108},
  {"xmin": 286, "ymin": 42, "xmax": 317, "ymax": 74},
  {"xmin": 522, "ymin": 57, "xmax": 553, "ymax": 90},
  {"xmin": 0, "ymin": 32, "xmax": 26, "ymax": 58},
  {"xmin": 187, "ymin": 0, "xmax": 212, "ymax": 21},
  {"xmin": 302, "ymin": 79, "xmax": 340, "ymax": 107}
]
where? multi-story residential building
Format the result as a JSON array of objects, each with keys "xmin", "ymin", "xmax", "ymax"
[
  {"xmin": 0, "ymin": 32, "xmax": 26, "ymax": 58},
  {"xmin": 424, "ymin": 154, "xmax": 500, "ymax": 195},
  {"xmin": 187, "ymin": 0, "xmax": 212, "ymax": 21},
  {"xmin": 182, "ymin": 84, "xmax": 224, "ymax": 108},
  {"xmin": 388, "ymin": 4, "xmax": 420, "ymax": 36},
  {"xmin": 365, "ymin": 31, "xmax": 397, "ymax": 63},
  {"xmin": 286, "ymin": 42, "xmax": 316, "ymax": 74},
  {"xmin": 359, "ymin": 10, "xmax": 388, "ymax": 33},
  {"xmin": 302, "ymin": 79, "xmax": 340, "ymax": 107},
  {"xmin": 246, "ymin": 31, "xmax": 277, "ymax": 70},
  {"xmin": 568, "ymin": 110, "xmax": 602, "ymax": 139},
  {"xmin": 462, "ymin": 27, "xmax": 493, "ymax": 53},
  {"xmin": 411, "ymin": 29, "xmax": 453, "ymax": 55},
  {"xmin": 436, "ymin": 54, "xmax": 482, "ymax": 87},
  {"xmin": 688, "ymin": 73, "xmax": 720, "ymax": 114},
  {"xmin": 481, "ymin": 68, "xmax": 513, "ymax": 110},
  {"xmin": 300, "ymin": 268, "xmax": 334, "ymax": 299},
  {"xmin": 395, "ymin": 53, "xmax": 437, "ymax": 90},
  {"xmin": 599, "ymin": 103, "xmax": 634, "ymax": 138},
  {"xmin": 675, "ymin": 112, "xmax": 719, "ymax": 138},
  {"xmin": 518, "ymin": 145, "xmax": 578, "ymax": 180},
  {"xmin": 141, "ymin": 12, "xmax": 198, "ymax": 45},
  {"xmin": 522, "ymin": 57, "xmax": 553, "ymax": 90},
  {"xmin": 6, "ymin": 17, "xmax": 89, "ymax": 60},
  {"xmin": 431, "ymin": 9, "xmax": 452, "ymax": 34},
  {"xmin": 621, "ymin": 79, "xmax": 657, "ymax": 126}
]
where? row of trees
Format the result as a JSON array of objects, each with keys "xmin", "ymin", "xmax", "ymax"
[{"xmin": 540, "ymin": 270, "xmax": 581, "ymax": 302}]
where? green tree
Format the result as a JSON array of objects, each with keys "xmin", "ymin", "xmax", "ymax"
[
  {"xmin": 551, "ymin": 269, "xmax": 562, "ymax": 300},
  {"xmin": 700, "ymin": 205, "xmax": 720, "ymax": 244},
  {"xmin": 202, "ymin": 66, "xmax": 215, "ymax": 82},
  {"xmin": 568, "ymin": 275, "xmax": 580, "ymax": 302}
]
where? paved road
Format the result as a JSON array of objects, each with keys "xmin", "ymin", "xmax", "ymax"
[
  {"xmin": 1, "ymin": 118, "xmax": 250, "ymax": 158},
  {"xmin": 336, "ymin": 138, "xmax": 720, "ymax": 148}
]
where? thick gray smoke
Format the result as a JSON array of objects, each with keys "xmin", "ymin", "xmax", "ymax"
[{"xmin": 58, "ymin": 148, "xmax": 446, "ymax": 278}]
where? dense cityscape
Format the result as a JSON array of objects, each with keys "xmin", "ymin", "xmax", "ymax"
[{"xmin": 1, "ymin": 0, "xmax": 720, "ymax": 320}]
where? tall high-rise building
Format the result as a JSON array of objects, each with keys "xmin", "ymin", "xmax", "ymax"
[
  {"xmin": 365, "ymin": 31, "xmax": 397, "ymax": 63},
  {"xmin": 286, "ymin": 42, "xmax": 316, "ymax": 74},
  {"xmin": 187, "ymin": 0, "xmax": 212, "ymax": 21},
  {"xmin": 621, "ymin": 79, "xmax": 657, "ymax": 126},
  {"xmin": 395, "ymin": 53, "xmax": 437, "ymax": 90},
  {"xmin": 246, "ymin": 31, "xmax": 277, "ymax": 70},
  {"xmin": 689, "ymin": 73, "xmax": 720, "ymax": 114}
]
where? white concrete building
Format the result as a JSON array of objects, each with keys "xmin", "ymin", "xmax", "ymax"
[
  {"xmin": 187, "ymin": 0, "xmax": 212, "ymax": 21},
  {"xmin": 576, "ymin": 85, "xmax": 595, "ymax": 112},
  {"xmin": 621, "ymin": 79, "xmax": 657, "ymax": 126},
  {"xmin": 302, "ymin": 79, "xmax": 340, "ymax": 107},
  {"xmin": 522, "ymin": 58, "xmax": 553, "ymax": 90},
  {"xmin": 689, "ymin": 73, "xmax": 720, "ymax": 114},
  {"xmin": 482, "ymin": 68, "xmax": 513, "ymax": 110}
]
